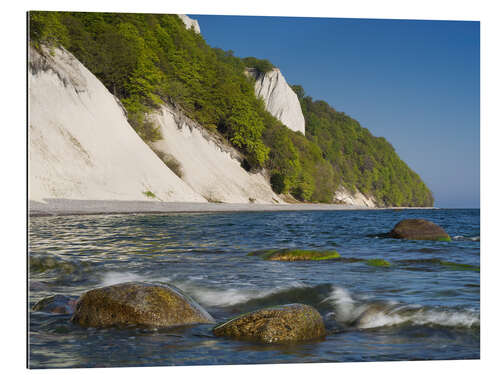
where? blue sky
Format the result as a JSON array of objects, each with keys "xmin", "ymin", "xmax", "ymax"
[{"xmin": 192, "ymin": 15, "xmax": 480, "ymax": 208}]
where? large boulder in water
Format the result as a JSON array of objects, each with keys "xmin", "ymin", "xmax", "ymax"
[
  {"xmin": 70, "ymin": 282, "xmax": 214, "ymax": 328},
  {"xmin": 213, "ymin": 304, "xmax": 325, "ymax": 344},
  {"xmin": 389, "ymin": 219, "xmax": 450, "ymax": 241}
]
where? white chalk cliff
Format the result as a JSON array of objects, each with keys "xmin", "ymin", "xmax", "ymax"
[
  {"xmin": 28, "ymin": 46, "xmax": 206, "ymax": 203},
  {"xmin": 150, "ymin": 105, "xmax": 282, "ymax": 204},
  {"xmin": 178, "ymin": 15, "xmax": 201, "ymax": 34},
  {"xmin": 246, "ymin": 68, "xmax": 305, "ymax": 134},
  {"xmin": 28, "ymin": 45, "xmax": 281, "ymax": 205},
  {"xmin": 334, "ymin": 186, "xmax": 377, "ymax": 208}
]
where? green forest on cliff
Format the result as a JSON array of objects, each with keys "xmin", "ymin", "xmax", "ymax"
[{"xmin": 29, "ymin": 11, "xmax": 434, "ymax": 207}]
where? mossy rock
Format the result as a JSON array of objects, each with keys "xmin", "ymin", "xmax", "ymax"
[
  {"xmin": 246, "ymin": 250, "xmax": 278, "ymax": 258},
  {"xmin": 247, "ymin": 249, "xmax": 340, "ymax": 261},
  {"xmin": 365, "ymin": 259, "xmax": 391, "ymax": 267},
  {"xmin": 70, "ymin": 282, "xmax": 214, "ymax": 328},
  {"xmin": 389, "ymin": 219, "xmax": 450, "ymax": 241},
  {"xmin": 213, "ymin": 304, "xmax": 326, "ymax": 344}
]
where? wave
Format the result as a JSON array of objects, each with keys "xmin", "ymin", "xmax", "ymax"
[
  {"xmin": 98, "ymin": 271, "xmax": 330, "ymax": 309},
  {"xmin": 176, "ymin": 283, "xmax": 307, "ymax": 308},
  {"xmin": 452, "ymin": 235, "xmax": 480, "ymax": 242},
  {"xmin": 323, "ymin": 286, "xmax": 479, "ymax": 329},
  {"xmin": 97, "ymin": 272, "xmax": 479, "ymax": 330},
  {"xmin": 99, "ymin": 271, "xmax": 305, "ymax": 307}
]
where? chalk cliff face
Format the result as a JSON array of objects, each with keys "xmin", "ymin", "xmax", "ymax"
[
  {"xmin": 151, "ymin": 105, "xmax": 282, "ymax": 204},
  {"xmin": 28, "ymin": 32, "xmax": 380, "ymax": 208},
  {"xmin": 334, "ymin": 186, "xmax": 377, "ymax": 208},
  {"xmin": 178, "ymin": 15, "xmax": 201, "ymax": 34},
  {"xmin": 247, "ymin": 68, "xmax": 305, "ymax": 134},
  {"xmin": 28, "ymin": 46, "xmax": 206, "ymax": 203}
]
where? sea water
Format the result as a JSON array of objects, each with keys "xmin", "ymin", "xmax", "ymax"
[{"xmin": 28, "ymin": 209, "xmax": 480, "ymax": 368}]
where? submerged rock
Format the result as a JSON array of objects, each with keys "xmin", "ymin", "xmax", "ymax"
[
  {"xmin": 438, "ymin": 260, "xmax": 479, "ymax": 272},
  {"xmin": 389, "ymin": 219, "xmax": 450, "ymax": 241},
  {"xmin": 399, "ymin": 258, "xmax": 479, "ymax": 272},
  {"xmin": 213, "ymin": 304, "xmax": 325, "ymax": 343},
  {"xmin": 365, "ymin": 259, "xmax": 391, "ymax": 267},
  {"xmin": 29, "ymin": 255, "xmax": 80, "ymax": 274},
  {"xmin": 32, "ymin": 294, "xmax": 77, "ymax": 314},
  {"xmin": 247, "ymin": 249, "xmax": 340, "ymax": 261},
  {"xmin": 70, "ymin": 282, "xmax": 214, "ymax": 328}
]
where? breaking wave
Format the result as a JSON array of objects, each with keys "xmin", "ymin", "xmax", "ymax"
[
  {"xmin": 323, "ymin": 286, "xmax": 479, "ymax": 329},
  {"xmin": 98, "ymin": 272, "xmax": 479, "ymax": 330}
]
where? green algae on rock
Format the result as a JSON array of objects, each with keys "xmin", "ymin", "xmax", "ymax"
[
  {"xmin": 365, "ymin": 259, "xmax": 391, "ymax": 267},
  {"xmin": 247, "ymin": 249, "xmax": 340, "ymax": 261},
  {"xmin": 70, "ymin": 282, "xmax": 214, "ymax": 328},
  {"xmin": 389, "ymin": 219, "xmax": 451, "ymax": 241},
  {"xmin": 213, "ymin": 303, "xmax": 326, "ymax": 344}
]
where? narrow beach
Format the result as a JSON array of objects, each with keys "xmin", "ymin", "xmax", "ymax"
[{"xmin": 29, "ymin": 199, "xmax": 437, "ymax": 216}]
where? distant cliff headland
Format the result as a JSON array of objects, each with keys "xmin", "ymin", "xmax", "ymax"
[{"xmin": 28, "ymin": 11, "xmax": 434, "ymax": 207}]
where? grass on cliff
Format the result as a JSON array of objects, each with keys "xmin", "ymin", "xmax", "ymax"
[
  {"xmin": 142, "ymin": 191, "xmax": 157, "ymax": 199},
  {"xmin": 151, "ymin": 148, "xmax": 183, "ymax": 178}
]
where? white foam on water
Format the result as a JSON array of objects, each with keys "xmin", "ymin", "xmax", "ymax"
[
  {"xmin": 321, "ymin": 286, "xmax": 359, "ymax": 322},
  {"xmin": 100, "ymin": 271, "xmax": 144, "ymax": 286},
  {"xmin": 357, "ymin": 310, "xmax": 407, "ymax": 329},
  {"xmin": 324, "ymin": 286, "xmax": 479, "ymax": 329},
  {"xmin": 98, "ymin": 271, "xmax": 307, "ymax": 307},
  {"xmin": 404, "ymin": 309, "xmax": 479, "ymax": 328},
  {"xmin": 172, "ymin": 280, "xmax": 307, "ymax": 307},
  {"xmin": 356, "ymin": 307, "xmax": 479, "ymax": 329},
  {"xmin": 452, "ymin": 235, "xmax": 480, "ymax": 242},
  {"xmin": 177, "ymin": 286, "xmax": 260, "ymax": 307}
]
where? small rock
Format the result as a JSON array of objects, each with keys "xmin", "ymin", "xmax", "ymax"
[
  {"xmin": 213, "ymin": 304, "xmax": 325, "ymax": 343},
  {"xmin": 389, "ymin": 219, "xmax": 450, "ymax": 241},
  {"xmin": 70, "ymin": 282, "xmax": 214, "ymax": 328}
]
